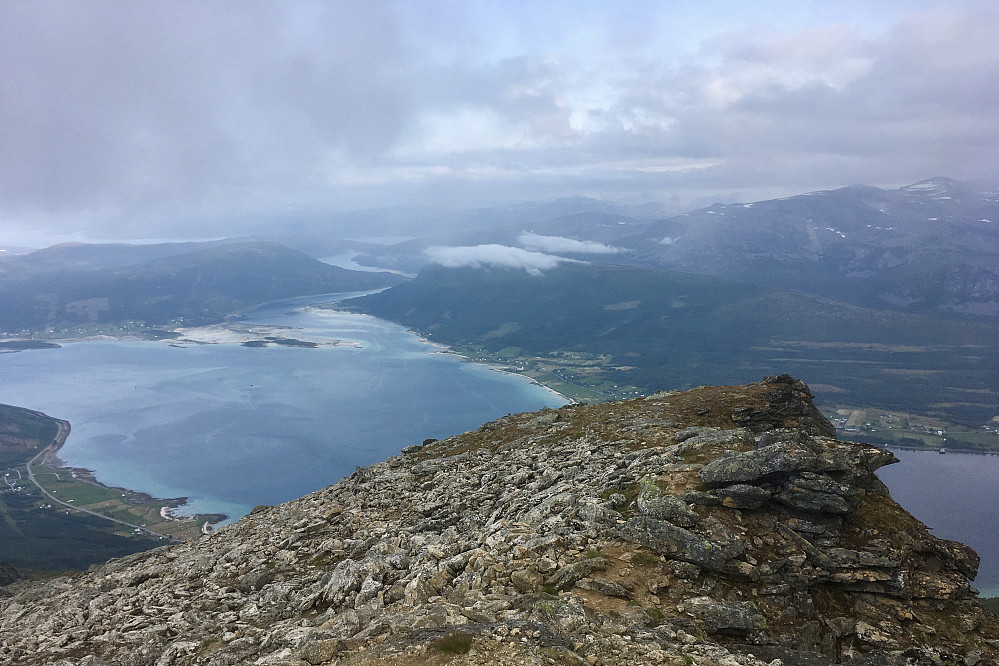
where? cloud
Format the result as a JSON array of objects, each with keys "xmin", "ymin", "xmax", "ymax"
[
  {"xmin": 517, "ymin": 232, "xmax": 621, "ymax": 255},
  {"xmin": 424, "ymin": 244, "xmax": 575, "ymax": 276},
  {"xmin": 598, "ymin": 5, "xmax": 999, "ymax": 191},
  {"xmin": 2, "ymin": 1, "xmax": 998, "ymax": 241},
  {"xmin": 0, "ymin": 2, "xmax": 418, "ymax": 228}
]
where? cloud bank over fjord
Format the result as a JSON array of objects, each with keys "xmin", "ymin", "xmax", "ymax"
[
  {"xmin": 517, "ymin": 233, "xmax": 622, "ymax": 255},
  {"xmin": 424, "ymin": 231, "xmax": 621, "ymax": 277},
  {"xmin": 424, "ymin": 244, "xmax": 577, "ymax": 276}
]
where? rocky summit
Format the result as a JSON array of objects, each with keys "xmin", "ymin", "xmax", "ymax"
[{"xmin": 1, "ymin": 376, "xmax": 996, "ymax": 666}]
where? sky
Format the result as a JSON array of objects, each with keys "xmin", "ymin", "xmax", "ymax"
[{"xmin": 2, "ymin": 0, "xmax": 998, "ymax": 245}]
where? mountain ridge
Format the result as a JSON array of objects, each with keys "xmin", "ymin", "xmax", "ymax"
[
  {"xmin": 1, "ymin": 376, "xmax": 994, "ymax": 665},
  {"xmin": 345, "ymin": 262, "xmax": 999, "ymax": 427},
  {"xmin": 337, "ymin": 177, "xmax": 999, "ymax": 321},
  {"xmin": 0, "ymin": 240, "xmax": 405, "ymax": 334},
  {"xmin": 618, "ymin": 178, "xmax": 999, "ymax": 319}
]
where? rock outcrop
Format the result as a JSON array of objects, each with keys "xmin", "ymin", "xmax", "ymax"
[
  {"xmin": 1, "ymin": 375, "xmax": 995, "ymax": 665},
  {"xmin": 0, "ymin": 562, "xmax": 18, "ymax": 587}
]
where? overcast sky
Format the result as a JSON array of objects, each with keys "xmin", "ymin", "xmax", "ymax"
[{"xmin": 2, "ymin": 0, "xmax": 998, "ymax": 244}]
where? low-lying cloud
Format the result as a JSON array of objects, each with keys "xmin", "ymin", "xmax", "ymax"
[
  {"xmin": 517, "ymin": 232, "xmax": 622, "ymax": 255},
  {"xmin": 424, "ymin": 244, "xmax": 575, "ymax": 276}
]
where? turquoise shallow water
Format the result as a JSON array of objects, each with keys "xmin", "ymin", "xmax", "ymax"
[{"xmin": 0, "ymin": 295, "xmax": 565, "ymax": 523}]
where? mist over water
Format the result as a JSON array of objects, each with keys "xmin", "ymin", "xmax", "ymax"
[{"xmin": 0, "ymin": 297, "xmax": 565, "ymax": 523}]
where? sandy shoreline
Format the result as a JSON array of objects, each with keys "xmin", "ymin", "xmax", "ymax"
[
  {"xmin": 311, "ymin": 309, "xmax": 578, "ymax": 406},
  {"xmin": 169, "ymin": 322, "xmax": 358, "ymax": 348},
  {"xmin": 425, "ymin": 344, "xmax": 575, "ymax": 405},
  {"xmin": 6, "ymin": 320, "xmax": 358, "ymax": 349},
  {"xmin": 10, "ymin": 310, "xmax": 567, "ymax": 404}
]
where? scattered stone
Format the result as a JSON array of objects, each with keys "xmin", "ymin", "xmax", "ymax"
[
  {"xmin": 574, "ymin": 577, "xmax": 631, "ymax": 599},
  {"xmin": 546, "ymin": 557, "xmax": 609, "ymax": 590},
  {"xmin": 0, "ymin": 377, "xmax": 994, "ymax": 666},
  {"xmin": 510, "ymin": 569, "xmax": 543, "ymax": 594},
  {"xmin": 669, "ymin": 560, "xmax": 702, "ymax": 580}
]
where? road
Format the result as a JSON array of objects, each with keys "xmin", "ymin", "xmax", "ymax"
[{"xmin": 24, "ymin": 421, "xmax": 174, "ymax": 541}]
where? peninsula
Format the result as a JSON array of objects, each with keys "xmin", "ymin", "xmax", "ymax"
[{"xmin": 0, "ymin": 403, "xmax": 223, "ymax": 578}]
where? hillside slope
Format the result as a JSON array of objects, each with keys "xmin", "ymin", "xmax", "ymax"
[
  {"xmin": 0, "ymin": 403, "xmax": 61, "ymax": 469},
  {"xmin": 346, "ymin": 263, "xmax": 999, "ymax": 426},
  {"xmin": 1, "ymin": 377, "xmax": 994, "ymax": 665},
  {"xmin": 0, "ymin": 404, "xmax": 162, "ymax": 575},
  {"xmin": 0, "ymin": 240, "xmax": 405, "ymax": 334},
  {"xmin": 621, "ymin": 178, "xmax": 999, "ymax": 318}
]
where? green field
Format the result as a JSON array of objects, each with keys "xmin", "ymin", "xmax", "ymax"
[
  {"xmin": 32, "ymin": 465, "xmax": 122, "ymax": 504},
  {"xmin": 27, "ymin": 462, "xmax": 215, "ymax": 541},
  {"xmin": 823, "ymin": 406, "xmax": 999, "ymax": 452},
  {"xmin": 1, "ymin": 401, "xmax": 222, "ymax": 579},
  {"xmin": 0, "ymin": 470, "xmax": 160, "ymax": 574},
  {"xmin": 456, "ymin": 345, "xmax": 644, "ymax": 403}
]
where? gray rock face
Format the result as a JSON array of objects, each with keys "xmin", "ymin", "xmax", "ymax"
[
  {"xmin": 699, "ymin": 433, "xmax": 896, "ymax": 490},
  {"xmin": 728, "ymin": 374, "xmax": 838, "ymax": 437},
  {"xmin": 715, "ymin": 483, "xmax": 772, "ymax": 509},
  {"xmin": 0, "ymin": 378, "xmax": 993, "ymax": 666},
  {"xmin": 681, "ymin": 596, "xmax": 767, "ymax": 642},
  {"xmin": 700, "ymin": 440, "xmax": 828, "ymax": 486},
  {"xmin": 636, "ymin": 475, "xmax": 700, "ymax": 526},
  {"xmin": 774, "ymin": 472, "xmax": 852, "ymax": 515},
  {"xmin": 618, "ymin": 516, "xmax": 743, "ymax": 572},
  {"xmin": 699, "ymin": 428, "xmax": 899, "ymax": 529}
]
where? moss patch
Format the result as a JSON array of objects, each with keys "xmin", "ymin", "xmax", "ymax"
[{"xmin": 431, "ymin": 632, "xmax": 473, "ymax": 655}]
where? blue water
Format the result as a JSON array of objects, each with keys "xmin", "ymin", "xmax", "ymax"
[
  {"xmin": 0, "ymin": 296, "xmax": 564, "ymax": 523},
  {"xmin": 878, "ymin": 448, "xmax": 999, "ymax": 597}
]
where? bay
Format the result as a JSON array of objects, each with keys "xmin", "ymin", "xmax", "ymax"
[
  {"xmin": 878, "ymin": 448, "xmax": 999, "ymax": 597},
  {"xmin": 0, "ymin": 295, "xmax": 565, "ymax": 523}
]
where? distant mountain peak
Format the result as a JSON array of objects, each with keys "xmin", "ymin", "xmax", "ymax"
[
  {"xmin": 899, "ymin": 176, "xmax": 962, "ymax": 196},
  {"xmin": 0, "ymin": 239, "xmax": 405, "ymax": 334}
]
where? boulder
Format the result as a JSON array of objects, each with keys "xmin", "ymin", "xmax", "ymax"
[
  {"xmin": 636, "ymin": 475, "xmax": 699, "ymax": 526},
  {"xmin": 715, "ymin": 483, "xmax": 772, "ymax": 509},
  {"xmin": 681, "ymin": 596, "xmax": 767, "ymax": 642},
  {"xmin": 617, "ymin": 516, "xmax": 742, "ymax": 571},
  {"xmin": 699, "ymin": 440, "xmax": 826, "ymax": 487}
]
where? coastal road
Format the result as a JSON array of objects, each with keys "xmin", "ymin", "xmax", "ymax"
[{"xmin": 25, "ymin": 423, "xmax": 174, "ymax": 541}]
